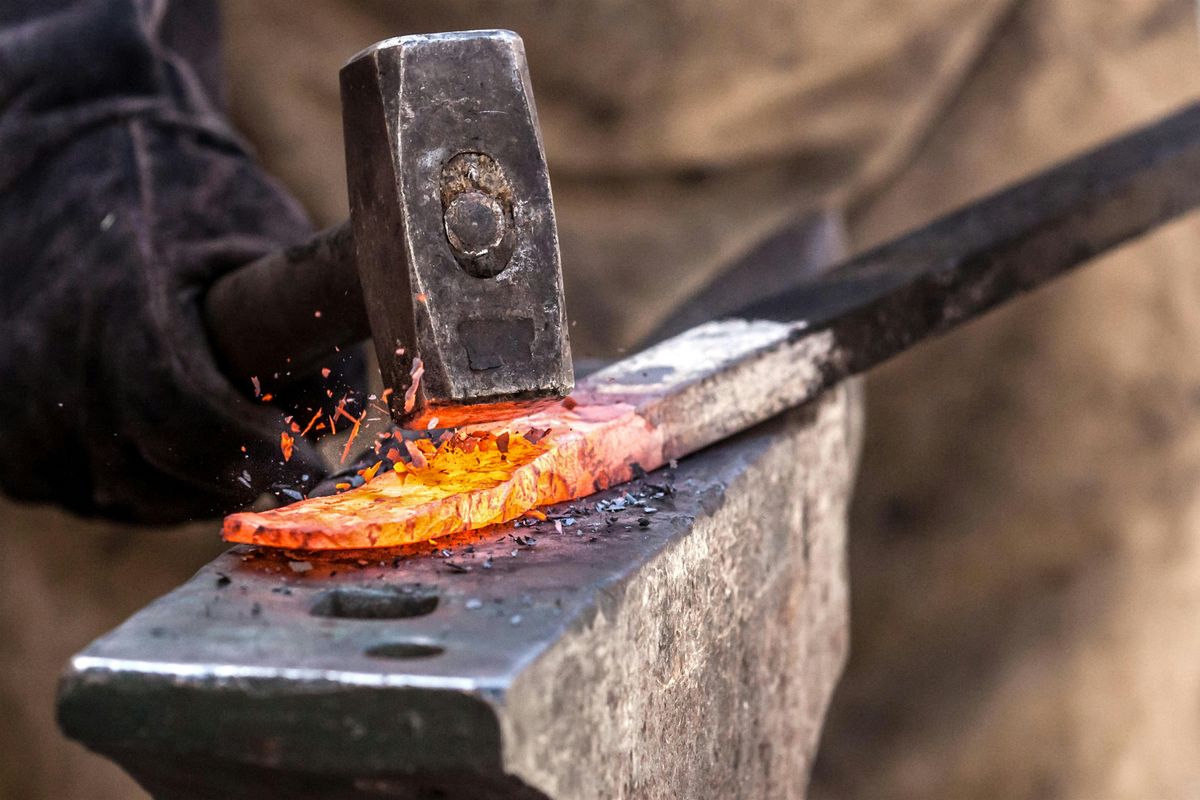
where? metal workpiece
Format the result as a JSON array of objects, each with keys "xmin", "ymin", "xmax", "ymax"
[
  {"xmin": 341, "ymin": 31, "xmax": 572, "ymax": 422},
  {"xmin": 58, "ymin": 387, "xmax": 858, "ymax": 800}
]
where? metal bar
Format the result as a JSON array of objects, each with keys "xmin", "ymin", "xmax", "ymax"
[
  {"xmin": 57, "ymin": 390, "xmax": 858, "ymax": 800},
  {"xmin": 737, "ymin": 100, "xmax": 1200, "ymax": 379}
]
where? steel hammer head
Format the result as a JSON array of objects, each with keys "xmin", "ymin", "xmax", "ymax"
[{"xmin": 340, "ymin": 31, "xmax": 572, "ymax": 425}]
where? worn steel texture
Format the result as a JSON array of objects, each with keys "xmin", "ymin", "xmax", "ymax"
[
  {"xmin": 58, "ymin": 385, "xmax": 859, "ymax": 800},
  {"xmin": 342, "ymin": 30, "xmax": 572, "ymax": 421}
]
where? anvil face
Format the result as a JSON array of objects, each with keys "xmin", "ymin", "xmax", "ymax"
[
  {"xmin": 340, "ymin": 31, "xmax": 573, "ymax": 423},
  {"xmin": 57, "ymin": 390, "xmax": 857, "ymax": 800}
]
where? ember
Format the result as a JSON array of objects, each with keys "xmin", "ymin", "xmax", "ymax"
[{"xmin": 403, "ymin": 357, "xmax": 424, "ymax": 414}]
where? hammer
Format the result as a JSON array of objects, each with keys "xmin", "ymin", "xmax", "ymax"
[{"xmin": 202, "ymin": 31, "xmax": 573, "ymax": 426}]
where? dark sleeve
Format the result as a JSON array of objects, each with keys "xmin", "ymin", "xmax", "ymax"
[{"xmin": 0, "ymin": 0, "xmax": 340, "ymax": 522}]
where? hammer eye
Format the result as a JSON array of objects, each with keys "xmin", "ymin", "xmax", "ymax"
[{"xmin": 440, "ymin": 152, "xmax": 516, "ymax": 278}]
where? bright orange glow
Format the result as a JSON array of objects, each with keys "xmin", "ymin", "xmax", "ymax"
[
  {"xmin": 405, "ymin": 398, "xmax": 559, "ymax": 429},
  {"xmin": 222, "ymin": 397, "xmax": 665, "ymax": 550}
]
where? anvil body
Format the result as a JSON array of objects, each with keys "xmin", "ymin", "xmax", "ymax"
[{"xmin": 58, "ymin": 388, "xmax": 858, "ymax": 800}]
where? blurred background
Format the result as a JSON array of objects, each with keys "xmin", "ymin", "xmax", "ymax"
[{"xmin": 5, "ymin": 0, "xmax": 1200, "ymax": 797}]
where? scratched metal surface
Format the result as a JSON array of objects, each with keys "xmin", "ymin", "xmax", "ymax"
[{"xmin": 58, "ymin": 393, "xmax": 854, "ymax": 799}]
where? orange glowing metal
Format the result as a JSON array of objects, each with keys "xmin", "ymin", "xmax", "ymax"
[
  {"xmin": 222, "ymin": 397, "xmax": 665, "ymax": 550},
  {"xmin": 279, "ymin": 432, "xmax": 295, "ymax": 462}
]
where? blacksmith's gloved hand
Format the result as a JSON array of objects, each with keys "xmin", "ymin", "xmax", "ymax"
[{"xmin": 0, "ymin": 1, "xmax": 360, "ymax": 521}]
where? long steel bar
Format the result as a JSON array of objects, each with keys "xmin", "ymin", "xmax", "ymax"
[{"xmin": 740, "ymin": 100, "xmax": 1200, "ymax": 380}]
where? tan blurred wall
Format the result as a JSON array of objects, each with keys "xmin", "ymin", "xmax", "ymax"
[
  {"xmin": 815, "ymin": 1, "xmax": 1200, "ymax": 797},
  {"xmin": 0, "ymin": 505, "xmax": 223, "ymax": 800}
]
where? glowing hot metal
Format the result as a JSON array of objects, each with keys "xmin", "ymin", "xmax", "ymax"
[
  {"xmin": 223, "ymin": 399, "xmax": 663, "ymax": 550},
  {"xmin": 223, "ymin": 320, "xmax": 833, "ymax": 550}
]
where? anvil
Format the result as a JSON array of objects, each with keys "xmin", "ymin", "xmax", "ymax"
[{"xmin": 57, "ymin": 76, "xmax": 1200, "ymax": 800}]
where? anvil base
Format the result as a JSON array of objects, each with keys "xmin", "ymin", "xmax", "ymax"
[{"xmin": 58, "ymin": 385, "xmax": 860, "ymax": 800}]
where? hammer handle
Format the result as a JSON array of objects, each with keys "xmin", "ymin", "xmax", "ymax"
[{"xmin": 203, "ymin": 221, "xmax": 369, "ymax": 390}]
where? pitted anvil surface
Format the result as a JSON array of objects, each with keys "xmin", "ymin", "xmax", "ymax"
[
  {"xmin": 204, "ymin": 31, "xmax": 572, "ymax": 424},
  {"xmin": 57, "ymin": 391, "xmax": 858, "ymax": 800}
]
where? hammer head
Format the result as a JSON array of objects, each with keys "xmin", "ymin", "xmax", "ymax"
[{"xmin": 340, "ymin": 31, "xmax": 572, "ymax": 425}]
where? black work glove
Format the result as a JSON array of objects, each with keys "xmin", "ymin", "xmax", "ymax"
[{"xmin": 0, "ymin": 0, "xmax": 357, "ymax": 521}]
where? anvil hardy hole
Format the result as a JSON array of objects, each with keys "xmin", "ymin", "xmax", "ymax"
[
  {"xmin": 309, "ymin": 585, "xmax": 439, "ymax": 620},
  {"xmin": 364, "ymin": 641, "xmax": 445, "ymax": 660}
]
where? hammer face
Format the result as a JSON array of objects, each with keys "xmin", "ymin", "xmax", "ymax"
[{"xmin": 341, "ymin": 31, "xmax": 573, "ymax": 424}]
